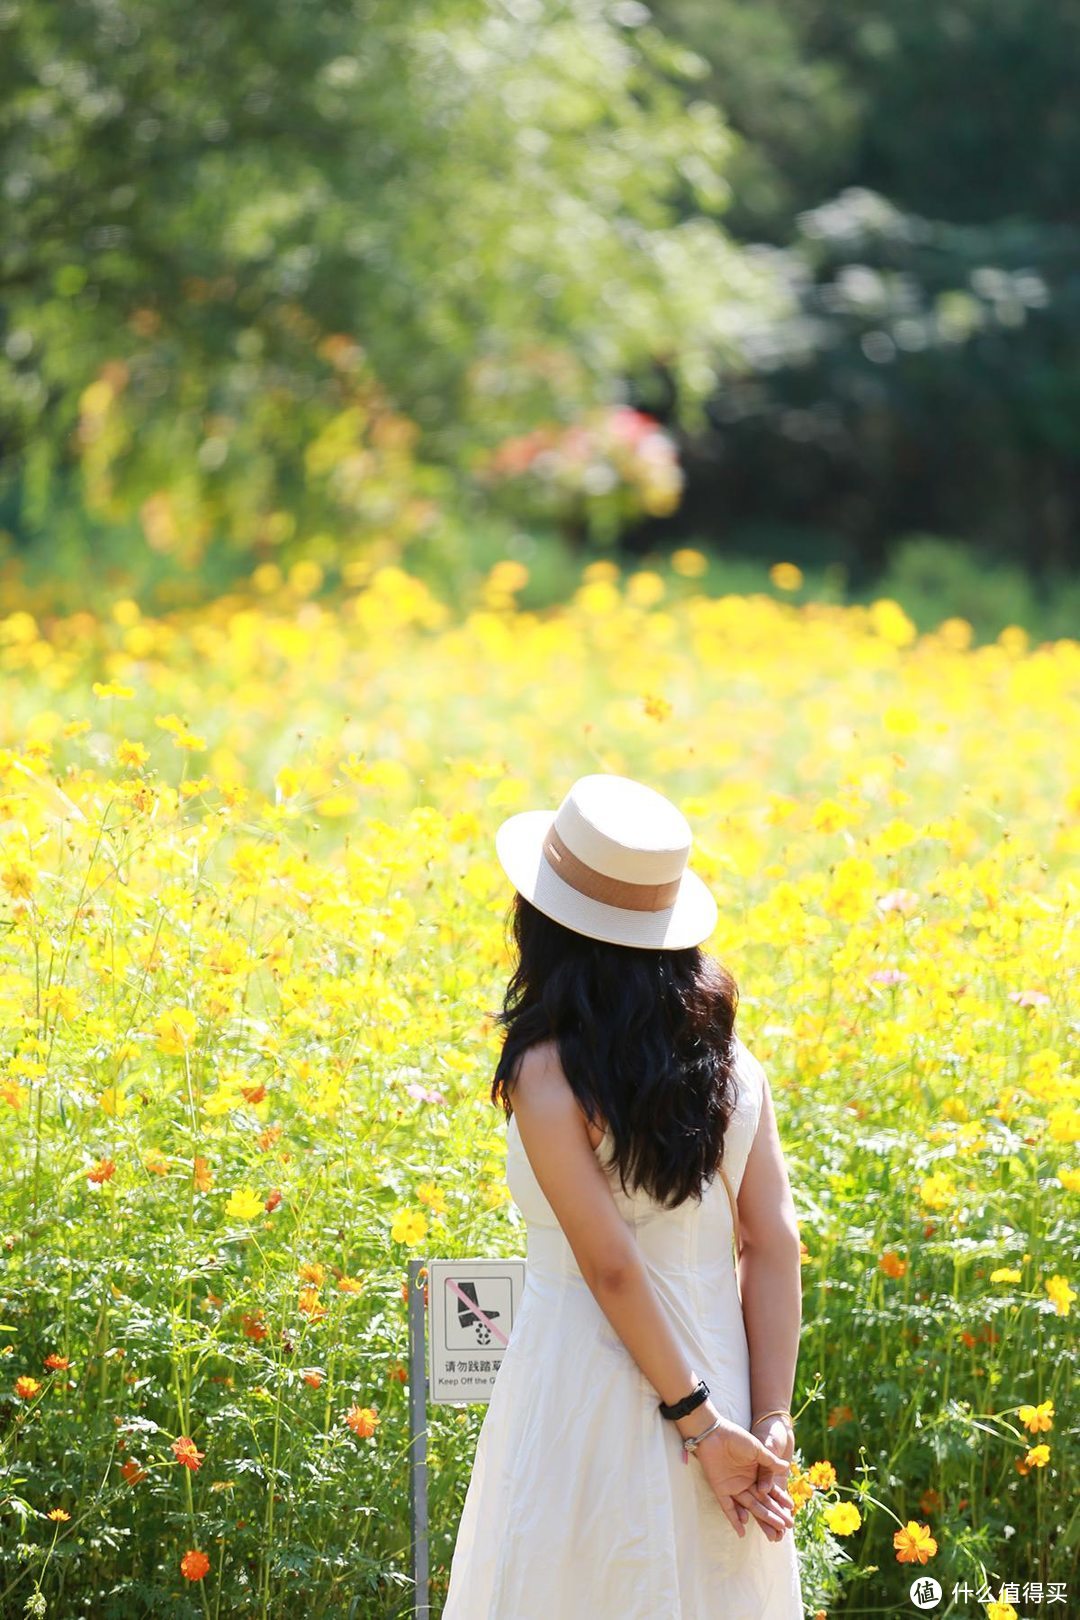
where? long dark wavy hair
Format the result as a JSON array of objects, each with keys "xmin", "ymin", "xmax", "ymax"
[{"xmin": 489, "ymin": 891, "xmax": 740, "ymax": 1209}]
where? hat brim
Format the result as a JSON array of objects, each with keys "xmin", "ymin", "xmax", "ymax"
[{"xmin": 495, "ymin": 809, "xmax": 718, "ymax": 950}]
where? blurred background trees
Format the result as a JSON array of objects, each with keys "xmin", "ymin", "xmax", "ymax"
[
  {"xmin": 644, "ymin": 0, "xmax": 1080, "ymax": 595},
  {"xmin": 3, "ymin": 0, "xmax": 1080, "ymax": 626}
]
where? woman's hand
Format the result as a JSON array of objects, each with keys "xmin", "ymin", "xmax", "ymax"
[
  {"xmin": 740, "ymin": 1415, "xmax": 796, "ymax": 1542},
  {"xmin": 689, "ymin": 1415, "xmax": 795, "ymax": 1541}
]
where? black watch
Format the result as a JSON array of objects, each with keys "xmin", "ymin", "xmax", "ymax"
[{"xmin": 658, "ymin": 1377, "xmax": 710, "ymax": 1421}]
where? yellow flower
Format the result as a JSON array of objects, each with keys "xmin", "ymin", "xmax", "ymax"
[
  {"xmin": 47, "ymin": 1507, "xmax": 70, "ymax": 1522},
  {"xmin": 987, "ymin": 1602, "xmax": 1018, "ymax": 1620},
  {"xmin": 276, "ymin": 766, "xmax": 303, "ymax": 801},
  {"xmin": 1022, "ymin": 1443, "xmax": 1050, "ymax": 1468},
  {"xmin": 1059, "ymin": 1167, "xmax": 1080, "ymax": 1193},
  {"xmin": 810, "ymin": 797, "xmax": 857, "ymax": 834},
  {"xmin": 806, "ymin": 1460, "xmax": 837, "ymax": 1490},
  {"xmin": 97, "ymin": 1086, "xmax": 129, "ymax": 1119},
  {"xmin": 1048, "ymin": 1106, "xmax": 1080, "ymax": 1145},
  {"xmin": 116, "ymin": 739, "xmax": 149, "ymax": 767},
  {"xmin": 42, "ymin": 985, "xmax": 80, "ymax": 1022},
  {"xmin": 823, "ymin": 1501, "xmax": 862, "ymax": 1535},
  {"xmin": 869, "ymin": 598, "xmax": 917, "ymax": 647},
  {"xmin": 626, "ymin": 570, "xmax": 665, "ymax": 608},
  {"xmin": 486, "ymin": 559, "xmax": 529, "ymax": 593},
  {"xmin": 391, "ymin": 1209, "xmax": 428, "ymax": 1245},
  {"xmin": 153, "ymin": 1008, "xmax": 198, "ymax": 1055},
  {"xmin": 1017, "ymin": 1399, "xmax": 1054, "ymax": 1433},
  {"xmin": 203, "ymin": 1083, "xmax": 244, "ymax": 1117},
  {"xmin": 919, "ymin": 1171, "xmax": 955, "ymax": 1211},
  {"xmin": 671, "ymin": 547, "xmax": 707, "ymax": 577},
  {"xmin": 989, "ymin": 1267, "xmax": 1023, "ymax": 1284},
  {"xmin": 225, "ymin": 1187, "xmax": 264, "ymax": 1222},
  {"xmin": 417, "ymin": 1181, "xmax": 447, "ymax": 1215},
  {"xmin": 1, "ymin": 856, "xmax": 35, "ymax": 899},
  {"xmin": 1044, "ymin": 1274, "xmax": 1076, "ymax": 1316},
  {"xmin": 769, "ymin": 561, "xmax": 803, "ymax": 591}
]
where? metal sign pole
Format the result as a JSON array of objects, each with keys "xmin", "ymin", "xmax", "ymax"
[{"xmin": 407, "ymin": 1257, "xmax": 429, "ymax": 1618}]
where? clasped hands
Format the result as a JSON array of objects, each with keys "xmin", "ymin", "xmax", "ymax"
[{"xmin": 686, "ymin": 1410, "xmax": 795, "ymax": 1542}]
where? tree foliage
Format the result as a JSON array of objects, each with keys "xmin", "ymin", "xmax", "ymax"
[
  {"xmin": 0, "ymin": 0, "xmax": 778, "ymax": 567},
  {"xmin": 648, "ymin": 0, "xmax": 1080, "ymax": 573}
]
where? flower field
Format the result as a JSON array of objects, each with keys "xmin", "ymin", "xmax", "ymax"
[{"xmin": 0, "ymin": 553, "xmax": 1077, "ymax": 1617}]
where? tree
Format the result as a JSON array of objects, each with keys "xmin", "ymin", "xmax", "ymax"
[{"xmin": 0, "ymin": 0, "xmax": 779, "ymax": 570}]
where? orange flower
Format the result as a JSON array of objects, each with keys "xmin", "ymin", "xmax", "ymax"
[
  {"xmin": 14, "ymin": 1375, "xmax": 41, "ymax": 1399},
  {"xmin": 120, "ymin": 1458, "xmax": 147, "ymax": 1485},
  {"xmin": 240, "ymin": 1083, "xmax": 267, "ymax": 1104},
  {"xmin": 298, "ymin": 1287, "xmax": 326, "ymax": 1320},
  {"xmin": 43, "ymin": 1354, "xmax": 70, "ymax": 1371},
  {"xmin": 893, "ymin": 1521, "xmax": 938, "ymax": 1564},
  {"xmin": 171, "ymin": 1435, "xmax": 205, "ymax": 1472},
  {"xmin": 337, "ymin": 1275, "xmax": 363, "ymax": 1294},
  {"xmin": 345, "ymin": 1404, "xmax": 380, "ymax": 1438},
  {"xmin": 241, "ymin": 1312, "xmax": 268, "ymax": 1342},
  {"xmin": 786, "ymin": 1464, "xmax": 814, "ymax": 1510},
  {"xmin": 257, "ymin": 1126, "xmax": 283, "ymax": 1152},
  {"xmin": 302, "ymin": 1369, "xmax": 323, "ymax": 1389},
  {"xmin": 264, "ymin": 1188, "xmax": 283, "ymax": 1212},
  {"xmin": 298, "ymin": 1262, "xmax": 326, "ymax": 1286},
  {"xmin": 87, "ymin": 1157, "xmax": 117, "ymax": 1184},
  {"xmin": 878, "ymin": 1250, "xmax": 907, "ymax": 1278},
  {"xmin": 180, "ymin": 1549, "xmax": 210, "ymax": 1581},
  {"xmin": 193, "ymin": 1156, "xmax": 213, "ymax": 1192},
  {"xmin": 47, "ymin": 1507, "xmax": 70, "ymax": 1522}
]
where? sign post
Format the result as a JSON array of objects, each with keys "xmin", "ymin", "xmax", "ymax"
[
  {"xmin": 406, "ymin": 1257, "xmax": 430, "ymax": 1617},
  {"xmin": 406, "ymin": 1255, "xmax": 527, "ymax": 1617}
]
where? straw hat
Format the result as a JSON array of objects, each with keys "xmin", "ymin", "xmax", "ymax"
[{"xmin": 495, "ymin": 773, "xmax": 717, "ymax": 950}]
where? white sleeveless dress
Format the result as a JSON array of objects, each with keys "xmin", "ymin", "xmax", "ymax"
[{"xmin": 440, "ymin": 1036, "xmax": 804, "ymax": 1619}]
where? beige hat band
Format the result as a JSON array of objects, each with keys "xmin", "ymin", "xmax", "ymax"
[{"xmin": 542, "ymin": 823, "xmax": 683, "ymax": 913}]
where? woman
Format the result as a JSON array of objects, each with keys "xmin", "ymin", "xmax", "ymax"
[{"xmin": 441, "ymin": 773, "xmax": 804, "ymax": 1618}]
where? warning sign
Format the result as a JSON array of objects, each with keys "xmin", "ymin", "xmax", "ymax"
[{"xmin": 426, "ymin": 1257, "xmax": 526, "ymax": 1404}]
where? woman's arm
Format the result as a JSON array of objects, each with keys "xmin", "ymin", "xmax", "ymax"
[
  {"xmin": 508, "ymin": 1041, "xmax": 793, "ymax": 1539},
  {"xmin": 736, "ymin": 1072, "xmax": 803, "ymax": 1425},
  {"xmin": 506, "ymin": 1042, "xmax": 731, "ymax": 1421}
]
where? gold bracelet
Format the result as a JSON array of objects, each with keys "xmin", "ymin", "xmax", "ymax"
[{"xmin": 752, "ymin": 1407, "xmax": 794, "ymax": 1428}]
